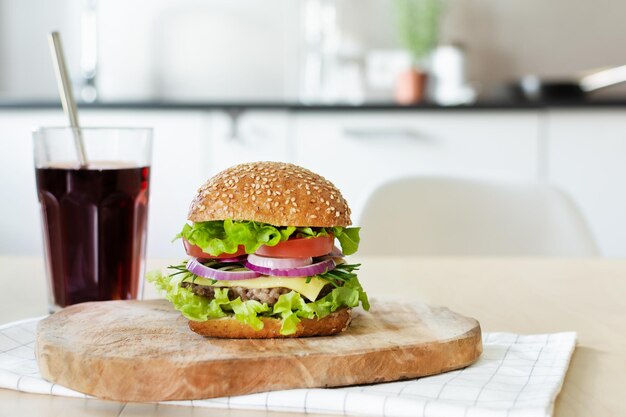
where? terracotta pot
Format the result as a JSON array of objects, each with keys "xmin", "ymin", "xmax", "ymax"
[{"xmin": 395, "ymin": 69, "xmax": 428, "ymax": 104}]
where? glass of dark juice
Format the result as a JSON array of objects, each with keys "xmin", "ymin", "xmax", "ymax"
[{"xmin": 33, "ymin": 127, "xmax": 153, "ymax": 312}]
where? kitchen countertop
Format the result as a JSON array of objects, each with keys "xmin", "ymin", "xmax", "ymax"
[
  {"xmin": 0, "ymin": 256, "xmax": 624, "ymax": 417},
  {"xmin": 2, "ymin": 99, "xmax": 626, "ymax": 112}
]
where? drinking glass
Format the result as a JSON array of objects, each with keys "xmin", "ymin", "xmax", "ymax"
[{"xmin": 33, "ymin": 127, "xmax": 152, "ymax": 312}]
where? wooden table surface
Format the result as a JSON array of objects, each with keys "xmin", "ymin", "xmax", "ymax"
[{"xmin": 0, "ymin": 256, "xmax": 624, "ymax": 417}]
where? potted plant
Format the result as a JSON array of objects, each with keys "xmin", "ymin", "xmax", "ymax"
[{"xmin": 393, "ymin": 0, "xmax": 443, "ymax": 104}]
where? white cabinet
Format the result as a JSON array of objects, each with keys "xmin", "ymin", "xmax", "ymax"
[
  {"xmin": 208, "ymin": 111, "xmax": 293, "ymax": 175},
  {"xmin": 5, "ymin": 107, "xmax": 625, "ymax": 258},
  {"xmin": 0, "ymin": 111, "xmax": 66, "ymax": 256},
  {"xmin": 293, "ymin": 112, "xmax": 541, "ymax": 221},
  {"xmin": 546, "ymin": 110, "xmax": 626, "ymax": 257}
]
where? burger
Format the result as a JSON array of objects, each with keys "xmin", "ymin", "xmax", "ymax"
[{"xmin": 148, "ymin": 161, "xmax": 369, "ymax": 338}]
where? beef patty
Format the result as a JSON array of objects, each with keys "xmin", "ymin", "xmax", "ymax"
[{"xmin": 181, "ymin": 281, "xmax": 334, "ymax": 306}]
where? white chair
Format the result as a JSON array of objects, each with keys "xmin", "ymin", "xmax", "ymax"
[{"xmin": 358, "ymin": 177, "xmax": 599, "ymax": 256}]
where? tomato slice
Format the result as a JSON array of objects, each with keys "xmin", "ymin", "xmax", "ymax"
[
  {"xmin": 255, "ymin": 235, "xmax": 334, "ymax": 258},
  {"xmin": 182, "ymin": 239, "xmax": 246, "ymax": 259}
]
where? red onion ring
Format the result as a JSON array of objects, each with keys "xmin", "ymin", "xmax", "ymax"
[
  {"xmin": 244, "ymin": 257, "xmax": 336, "ymax": 277},
  {"xmin": 247, "ymin": 254, "xmax": 312, "ymax": 269},
  {"xmin": 186, "ymin": 257, "xmax": 261, "ymax": 281}
]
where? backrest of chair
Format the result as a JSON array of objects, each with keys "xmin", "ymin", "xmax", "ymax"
[{"xmin": 358, "ymin": 177, "xmax": 599, "ymax": 256}]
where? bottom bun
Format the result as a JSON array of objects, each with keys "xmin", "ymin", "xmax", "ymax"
[{"xmin": 188, "ymin": 308, "xmax": 352, "ymax": 339}]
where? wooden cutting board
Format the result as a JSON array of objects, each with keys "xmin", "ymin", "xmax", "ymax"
[{"xmin": 36, "ymin": 299, "xmax": 482, "ymax": 402}]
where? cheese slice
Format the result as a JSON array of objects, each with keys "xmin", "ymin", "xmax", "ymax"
[{"xmin": 183, "ymin": 276, "xmax": 328, "ymax": 301}]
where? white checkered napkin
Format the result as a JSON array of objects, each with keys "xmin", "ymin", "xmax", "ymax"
[{"xmin": 0, "ymin": 317, "xmax": 576, "ymax": 417}]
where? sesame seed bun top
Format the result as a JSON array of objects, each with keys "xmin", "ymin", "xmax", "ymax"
[{"xmin": 188, "ymin": 162, "xmax": 352, "ymax": 227}]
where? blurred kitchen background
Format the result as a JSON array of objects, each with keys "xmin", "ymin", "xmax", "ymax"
[
  {"xmin": 1, "ymin": 0, "xmax": 626, "ymax": 257},
  {"xmin": 3, "ymin": 0, "xmax": 626, "ymax": 102}
]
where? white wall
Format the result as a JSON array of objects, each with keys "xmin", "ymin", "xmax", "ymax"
[
  {"xmin": 0, "ymin": 0, "xmax": 300, "ymax": 101},
  {"xmin": 1, "ymin": 0, "xmax": 626, "ymax": 100},
  {"xmin": 336, "ymin": 0, "xmax": 626, "ymax": 98},
  {"xmin": 442, "ymin": 0, "xmax": 626, "ymax": 97},
  {"xmin": 96, "ymin": 0, "xmax": 300, "ymax": 101},
  {"xmin": 0, "ymin": 0, "xmax": 81, "ymax": 99}
]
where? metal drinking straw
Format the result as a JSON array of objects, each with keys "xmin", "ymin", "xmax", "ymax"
[{"xmin": 48, "ymin": 31, "xmax": 88, "ymax": 168}]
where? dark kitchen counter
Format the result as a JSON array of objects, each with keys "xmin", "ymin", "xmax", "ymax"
[{"xmin": 2, "ymin": 98, "xmax": 626, "ymax": 112}]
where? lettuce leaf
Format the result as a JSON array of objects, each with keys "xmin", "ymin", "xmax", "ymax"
[
  {"xmin": 146, "ymin": 269, "xmax": 212, "ymax": 321},
  {"xmin": 147, "ymin": 270, "xmax": 268, "ymax": 326},
  {"xmin": 306, "ymin": 274, "xmax": 369, "ymax": 318},
  {"xmin": 230, "ymin": 298, "xmax": 270, "ymax": 331},
  {"xmin": 273, "ymin": 291, "xmax": 316, "ymax": 335},
  {"xmin": 177, "ymin": 219, "xmax": 360, "ymax": 256},
  {"xmin": 331, "ymin": 227, "xmax": 361, "ymax": 256},
  {"xmin": 147, "ymin": 270, "xmax": 369, "ymax": 336}
]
